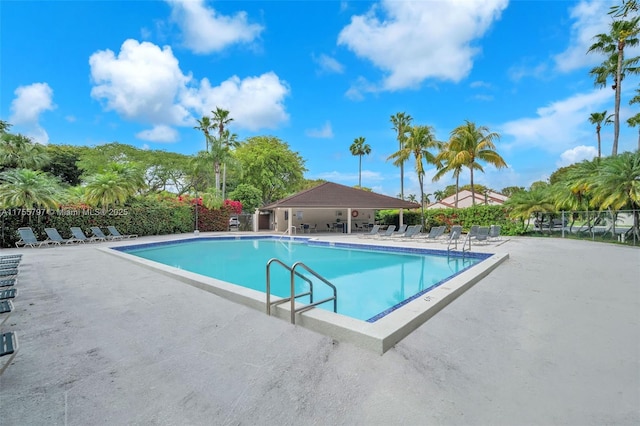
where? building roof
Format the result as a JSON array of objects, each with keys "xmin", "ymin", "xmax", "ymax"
[
  {"xmin": 261, "ymin": 182, "xmax": 420, "ymax": 210},
  {"xmin": 427, "ymin": 189, "xmax": 508, "ymax": 209}
]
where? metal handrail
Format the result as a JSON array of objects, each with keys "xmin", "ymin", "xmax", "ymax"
[
  {"xmin": 290, "ymin": 261, "xmax": 337, "ymax": 324},
  {"xmin": 266, "ymin": 258, "xmax": 313, "ymax": 315}
]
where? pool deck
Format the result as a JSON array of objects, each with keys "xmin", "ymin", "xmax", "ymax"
[{"xmin": 1, "ymin": 232, "xmax": 639, "ymax": 425}]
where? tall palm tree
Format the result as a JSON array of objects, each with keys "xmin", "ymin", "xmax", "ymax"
[
  {"xmin": 193, "ymin": 116, "xmax": 213, "ymax": 151},
  {"xmin": 589, "ymin": 111, "xmax": 613, "ymax": 158},
  {"xmin": 432, "ymin": 138, "xmax": 465, "ymax": 208},
  {"xmin": 349, "ymin": 136, "xmax": 371, "ymax": 187},
  {"xmin": 433, "ymin": 190, "xmax": 446, "ymax": 202},
  {"xmin": 0, "ymin": 168, "xmax": 62, "ymax": 210},
  {"xmin": 220, "ymin": 130, "xmax": 239, "ymax": 200},
  {"xmin": 628, "ymin": 88, "xmax": 640, "ymax": 150},
  {"xmin": 448, "ymin": 120, "xmax": 507, "ymax": 205},
  {"xmin": 588, "ymin": 16, "xmax": 640, "ymax": 156},
  {"xmin": 390, "ymin": 112, "xmax": 413, "ymax": 199},
  {"xmin": 211, "ymin": 107, "xmax": 234, "ymax": 195},
  {"xmin": 388, "ymin": 125, "xmax": 441, "ymax": 230}
]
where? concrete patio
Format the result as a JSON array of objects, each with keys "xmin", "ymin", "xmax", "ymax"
[{"xmin": 0, "ymin": 233, "xmax": 638, "ymax": 425}]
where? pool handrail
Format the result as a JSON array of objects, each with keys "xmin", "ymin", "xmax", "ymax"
[
  {"xmin": 266, "ymin": 258, "xmax": 313, "ymax": 316},
  {"xmin": 290, "ymin": 261, "xmax": 337, "ymax": 324}
]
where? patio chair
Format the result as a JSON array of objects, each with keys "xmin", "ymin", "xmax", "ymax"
[
  {"xmin": 474, "ymin": 226, "xmax": 490, "ymax": 244},
  {"xmin": 374, "ymin": 225, "xmax": 396, "ymax": 238},
  {"xmin": 0, "ymin": 278, "xmax": 16, "ymax": 288},
  {"xmin": 382, "ymin": 224, "xmax": 407, "ymax": 238},
  {"xmin": 419, "ymin": 225, "xmax": 445, "ymax": 242},
  {"xmin": 1, "ymin": 300, "xmax": 13, "ymax": 327},
  {"xmin": 89, "ymin": 227, "xmax": 113, "ymax": 241},
  {"xmin": 444, "ymin": 225, "xmax": 464, "ymax": 247},
  {"xmin": 488, "ymin": 225, "xmax": 502, "ymax": 241},
  {"xmin": 70, "ymin": 227, "xmax": 103, "ymax": 243},
  {"xmin": 106, "ymin": 226, "xmax": 138, "ymax": 239},
  {"xmin": 400, "ymin": 225, "xmax": 423, "ymax": 240},
  {"xmin": 0, "ymin": 331, "xmax": 19, "ymax": 376},
  {"xmin": 0, "ymin": 255, "xmax": 22, "ymax": 262},
  {"xmin": 15, "ymin": 227, "xmax": 51, "ymax": 248},
  {"xmin": 45, "ymin": 228, "xmax": 82, "ymax": 245},
  {"xmin": 0, "ymin": 288, "xmax": 17, "ymax": 300},
  {"xmin": 359, "ymin": 224, "xmax": 381, "ymax": 238},
  {"xmin": 0, "ymin": 269, "xmax": 18, "ymax": 278}
]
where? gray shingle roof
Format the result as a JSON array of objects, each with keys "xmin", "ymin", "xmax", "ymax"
[{"xmin": 261, "ymin": 182, "xmax": 420, "ymax": 210}]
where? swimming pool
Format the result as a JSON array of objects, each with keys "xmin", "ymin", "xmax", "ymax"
[
  {"xmin": 120, "ymin": 238, "xmax": 484, "ymax": 322},
  {"xmin": 108, "ymin": 235, "xmax": 508, "ymax": 353}
]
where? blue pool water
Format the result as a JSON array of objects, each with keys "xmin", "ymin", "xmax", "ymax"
[{"xmin": 119, "ymin": 237, "xmax": 488, "ymax": 322}]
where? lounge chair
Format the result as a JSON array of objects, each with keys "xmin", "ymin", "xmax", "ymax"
[
  {"xmin": 419, "ymin": 225, "xmax": 445, "ymax": 242},
  {"xmin": 1, "ymin": 300, "xmax": 13, "ymax": 327},
  {"xmin": 473, "ymin": 226, "xmax": 490, "ymax": 244},
  {"xmin": 0, "ymin": 278, "xmax": 16, "ymax": 288},
  {"xmin": 45, "ymin": 228, "xmax": 82, "ymax": 245},
  {"xmin": 488, "ymin": 225, "xmax": 502, "ymax": 241},
  {"xmin": 0, "ymin": 255, "xmax": 22, "ymax": 262},
  {"xmin": 359, "ymin": 224, "xmax": 381, "ymax": 238},
  {"xmin": 70, "ymin": 227, "xmax": 103, "ymax": 243},
  {"xmin": 106, "ymin": 226, "xmax": 137, "ymax": 239},
  {"xmin": 90, "ymin": 226, "xmax": 115, "ymax": 241},
  {"xmin": 374, "ymin": 225, "xmax": 396, "ymax": 238},
  {"xmin": 399, "ymin": 225, "xmax": 423, "ymax": 240},
  {"xmin": 15, "ymin": 227, "xmax": 51, "ymax": 248},
  {"xmin": 0, "ymin": 288, "xmax": 17, "ymax": 300},
  {"xmin": 0, "ymin": 331, "xmax": 19, "ymax": 376},
  {"xmin": 444, "ymin": 225, "xmax": 464, "ymax": 248},
  {"xmin": 0, "ymin": 269, "xmax": 18, "ymax": 278}
]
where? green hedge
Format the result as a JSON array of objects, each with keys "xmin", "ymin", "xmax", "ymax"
[
  {"xmin": 377, "ymin": 205, "xmax": 525, "ymax": 236},
  {"xmin": 0, "ymin": 198, "xmax": 232, "ymax": 248}
]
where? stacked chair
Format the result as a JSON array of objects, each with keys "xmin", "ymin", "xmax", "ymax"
[{"xmin": 0, "ymin": 254, "xmax": 20, "ymax": 375}]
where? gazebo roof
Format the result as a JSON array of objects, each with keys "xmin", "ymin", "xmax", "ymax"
[{"xmin": 261, "ymin": 182, "xmax": 420, "ymax": 210}]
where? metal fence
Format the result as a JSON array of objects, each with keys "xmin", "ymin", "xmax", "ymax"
[{"xmin": 530, "ymin": 209, "xmax": 639, "ymax": 246}]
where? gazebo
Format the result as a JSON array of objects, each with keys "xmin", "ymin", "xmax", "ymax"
[{"xmin": 258, "ymin": 182, "xmax": 420, "ymax": 234}]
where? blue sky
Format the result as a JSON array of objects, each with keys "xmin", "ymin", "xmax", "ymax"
[{"xmin": 1, "ymin": 0, "xmax": 639, "ymax": 198}]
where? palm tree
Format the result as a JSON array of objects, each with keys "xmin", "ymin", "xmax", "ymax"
[
  {"xmin": 193, "ymin": 116, "xmax": 213, "ymax": 151},
  {"xmin": 0, "ymin": 168, "xmax": 62, "ymax": 210},
  {"xmin": 390, "ymin": 112, "xmax": 413, "ymax": 199},
  {"xmin": 432, "ymin": 138, "xmax": 465, "ymax": 208},
  {"xmin": 349, "ymin": 136, "xmax": 371, "ymax": 187},
  {"xmin": 588, "ymin": 16, "xmax": 640, "ymax": 156},
  {"xmin": 220, "ymin": 130, "xmax": 239, "ymax": 200},
  {"xmin": 211, "ymin": 107, "xmax": 234, "ymax": 195},
  {"xmin": 0, "ymin": 133, "xmax": 50, "ymax": 171},
  {"xmin": 448, "ymin": 120, "xmax": 507, "ymax": 205},
  {"xmin": 504, "ymin": 187, "xmax": 555, "ymax": 232},
  {"xmin": 589, "ymin": 111, "xmax": 613, "ymax": 158},
  {"xmin": 0, "ymin": 120, "xmax": 10, "ymax": 133},
  {"xmin": 389, "ymin": 125, "xmax": 441, "ymax": 230},
  {"xmin": 433, "ymin": 190, "xmax": 446, "ymax": 202},
  {"xmin": 83, "ymin": 164, "xmax": 141, "ymax": 209}
]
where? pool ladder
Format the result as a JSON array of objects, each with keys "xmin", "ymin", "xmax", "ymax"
[{"xmin": 266, "ymin": 258, "xmax": 337, "ymax": 324}]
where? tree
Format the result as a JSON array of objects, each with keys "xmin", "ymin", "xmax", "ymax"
[
  {"xmin": 235, "ymin": 136, "xmax": 307, "ymax": 204},
  {"xmin": 588, "ymin": 111, "xmax": 613, "ymax": 158},
  {"xmin": 500, "ymin": 186, "xmax": 525, "ymax": 197},
  {"xmin": 220, "ymin": 129, "xmax": 239, "ymax": 200},
  {"xmin": 390, "ymin": 112, "xmax": 413, "ymax": 200},
  {"xmin": 609, "ymin": 0, "xmax": 639, "ymax": 17},
  {"xmin": 349, "ymin": 136, "xmax": 371, "ymax": 187},
  {"xmin": 41, "ymin": 144, "xmax": 84, "ymax": 186},
  {"xmin": 388, "ymin": 125, "xmax": 441, "ymax": 230},
  {"xmin": 433, "ymin": 190, "xmax": 446, "ymax": 202},
  {"xmin": 433, "ymin": 138, "xmax": 465, "ymax": 208},
  {"xmin": 193, "ymin": 116, "xmax": 213, "ymax": 151},
  {"xmin": 504, "ymin": 187, "xmax": 555, "ymax": 232},
  {"xmin": 228, "ymin": 183, "xmax": 263, "ymax": 212},
  {"xmin": 83, "ymin": 163, "xmax": 144, "ymax": 208},
  {"xmin": 627, "ymin": 87, "xmax": 640, "ymax": 150},
  {"xmin": 0, "ymin": 120, "xmax": 11, "ymax": 134},
  {"xmin": 588, "ymin": 16, "xmax": 640, "ymax": 156},
  {"xmin": 448, "ymin": 120, "xmax": 507, "ymax": 205},
  {"xmin": 0, "ymin": 168, "xmax": 62, "ymax": 210},
  {"xmin": 211, "ymin": 107, "xmax": 234, "ymax": 195},
  {"xmin": 0, "ymin": 133, "xmax": 50, "ymax": 171}
]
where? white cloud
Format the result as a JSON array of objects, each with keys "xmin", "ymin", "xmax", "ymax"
[
  {"xmin": 10, "ymin": 82, "xmax": 55, "ymax": 125},
  {"xmin": 183, "ymin": 72, "xmax": 290, "ymax": 131},
  {"xmin": 9, "ymin": 82, "xmax": 56, "ymax": 144},
  {"xmin": 90, "ymin": 39, "xmax": 191, "ymax": 126},
  {"xmin": 312, "ymin": 53, "xmax": 345, "ymax": 74},
  {"xmin": 166, "ymin": 0, "xmax": 263, "ymax": 54},
  {"xmin": 306, "ymin": 121, "xmax": 334, "ymax": 138},
  {"xmin": 338, "ymin": 0, "xmax": 508, "ymax": 91},
  {"xmin": 500, "ymin": 88, "xmax": 612, "ymax": 152},
  {"xmin": 90, "ymin": 39, "xmax": 290, "ymax": 139},
  {"xmin": 553, "ymin": 0, "xmax": 612, "ymax": 73},
  {"xmin": 557, "ymin": 145, "xmax": 598, "ymax": 167},
  {"xmin": 136, "ymin": 125, "xmax": 179, "ymax": 143}
]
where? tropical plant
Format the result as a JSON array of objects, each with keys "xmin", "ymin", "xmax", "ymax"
[
  {"xmin": 390, "ymin": 112, "xmax": 413, "ymax": 199},
  {"xmin": 589, "ymin": 111, "xmax": 613, "ymax": 158},
  {"xmin": 447, "ymin": 120, "xmax": 507, "ymax": 205},
  {"xmin": 193, "ymin": 116, "xmax": 213, "ymax": 151},
  {"xmin": 588, "ymin": 16, "xmax": 640, "ymax": 156},
  {"xmin": 433, "ymin": 190, "xmax": 446, "ymax": 202},
  {"xmin": 503, "ymin": 187, "xmax": 555, "ymax": 231},
  {"xmin": 433, "ymin": 138, "xmax": 465, "ymax": 208},
  {"xmin": 83, "ymin": 163, "xmax": 143, "ymax": 209},
  {"xmin": 388, "ymin": 125, "xmax": 441, "ymax": 230},
  {"xmin": 349, "ymin": 136, "xmax": 371, "ymax": 187},
  {"xmin": 0, "ymin": 168, "xmax": 62, "ymax": 210},
  {"xmin": 0, "ymin": 133, "xmax": 50, "ymax": 171}
]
